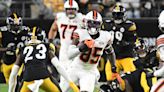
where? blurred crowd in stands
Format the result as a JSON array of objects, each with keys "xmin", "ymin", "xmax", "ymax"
[{"xmin": 1, "ymin": 0, "xmax": 164, "ymax": 19}]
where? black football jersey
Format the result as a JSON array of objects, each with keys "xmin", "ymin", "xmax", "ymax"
[
  {"xmin": 134, "ymin": 49, "xmax": 159, "ymax": 69},
  {"xmin": 102, "ymin": 20, "xmax": 137, "ymax": 59},
  {"xmin": 0, "ymin": 26, "xmax": 30, "ymax": 65},
  {"xmin": 19, "ymin": 43, "xmax": 54, "ymax": 81}
]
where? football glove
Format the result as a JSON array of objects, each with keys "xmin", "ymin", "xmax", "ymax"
[
  {"xmin": 78, "ymin": 39, "xmax": 94, "ymax": 52},
  {"xmin": 84, "ymin": 39, "xmax": 94, "ymax": 48},
  {"xmin": 69, "ymin": 82, "xmax": 79, "ymax": 92},
  {"xmin": 107, "ymin": 80, "xmax": 120, "ymax": 91},
  {"xmin": 109, "ymin": 73, "xmax": 125, "ymax": 91}
]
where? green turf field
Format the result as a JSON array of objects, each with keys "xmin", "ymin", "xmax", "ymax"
[
  {"xmin": 0, "ymin": 84, "xmax": 45, "ymax": 92},
  {"xmin": 0, "ymin": 83, "xmax": 100, "ymax": 92}
]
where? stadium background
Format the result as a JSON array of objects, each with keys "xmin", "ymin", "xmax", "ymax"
[{"xmin": 0, "ymin": 0, "xmax": 163, "ymax": 91}]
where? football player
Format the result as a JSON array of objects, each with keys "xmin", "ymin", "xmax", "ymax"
[
  {"xmin": 8, "ymin": 27, "xmax": 79, "ymax": 92},
  {"xmin": 134, "ymin": 39, "xmax": 159, "ymax": 70},
  {"xmin": 103, "ymin": 3, "xmax": 137, "ymax": 81},
  {"xmin": 60, "ymin": 10, "xmax": 120, "ymax": 92},
  {"xmin": 149, "ymin": 36, "xmax": 164, "ymax": 92},
  {"xmin": 48, "ymin": 0, "xmax": 84, "ymax": 90},
  {"xmin": 107, "ymin": 39, "xmax": 160, "ymax": 92},
  {"xmin": 149, "ymin": 11, "xmax": 164, "ymax": 92},
  {"xmin": 48, "ymin": 0, "xmax": 84, "ymax": 68},
  {"xmin": 0, "ymin": 13, "xmax": 30, "ymax": 83}
]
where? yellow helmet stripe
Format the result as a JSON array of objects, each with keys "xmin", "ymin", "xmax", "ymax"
[
  {"xmin": 116, "ymin": 4, "xmax": 120, "ymax": 10},
  {"xmin": 31, "ymin": 26, "xmax": 37, "ymax": 40},
  {"xmin": 13, "ymin": 13, "xmax": 18, "ymax": 20},
  {"xmin": 13, "ymin": 13, "xmax": 19, "ymax": 24},
  {"xmin": 32, "ymin": 26, "xmax": 37, "ymax": 37}
]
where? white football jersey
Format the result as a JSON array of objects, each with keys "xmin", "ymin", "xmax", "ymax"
[
  {"xmin": 55, "ymin": 12, "xmax": 84, "ymax": 66},
  {"xmin": 71, "ymin": 29, "xmax": 113, "ymax": 70}
]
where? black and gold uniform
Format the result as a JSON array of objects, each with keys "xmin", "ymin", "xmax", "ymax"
[
  {"xmin": 0, "ymin": 26, "xmax": 29, "ymax": 64},
  {"xmin": 134, "ymin": 49, "xmax": 159, "ymax": 70},
  {"xmin": 133, "ymin": 42, "xmax": 159, "ymax": 92},
  {"xmin": 102, "ymin": 70, "xmax": 157, "ymax": 92},
  {"xmin": 19, "ymin": 43, "xmax": 51, "ymax": 81},
  {"xmin": 122, "ymin": 69, "xmax": 156, "ymax": 92},
  {"xmin": 17, "ymin": 42, "xmax": 61, "ymax": 92},
  {"xmin": 0, "ymin": 25, "xmax": 30, "ymax": 83},
  {"xmin": 104, "ymin": 4, "xmax": 137, "ymax": 81},
  {"xmin": 102, "ymin": 19, "xmax": 137, "ymax": 59}
]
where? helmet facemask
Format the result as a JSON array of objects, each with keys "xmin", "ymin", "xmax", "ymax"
[
  {"xmin": 65, "ymin": 8, "xmax": 77, "ymax": 19},
  {"xmin": 136, "ymin": 47, "xmax": 147, "ymax": 58},
  {"xmin": 112, "ymin": 12, "xmax": 125, "ymax": 24},
  {"xmin": 86, "ymin": 20, "xmax": 101, "ymax": 35},
  {"xmin": 135, "ymin": 40, "xmax": 148, "ymax": 58}
]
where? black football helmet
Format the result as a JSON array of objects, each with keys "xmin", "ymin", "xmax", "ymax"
[
  {"xmin": 6, "ymin": 13, "xmax": 23, "ymax": 34},
  {"xmin": 112, "ymin": 3, "xmax": 126, "ymax": 24},
  {"xmin": 28, "ymin": 26, "xmax": 46, "ymax": 44},
  {"xmin": 134, "ymin": 39, "xmax": 148, "ymax": 58}
]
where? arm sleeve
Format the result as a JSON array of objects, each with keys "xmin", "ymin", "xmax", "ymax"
[
  {"xmin": 51, "ymin": 56, "xmax": 72, "ymax": 82},
  {"xmin": 68, "ymin": 45, "xmax": 80, "ymax": 60},
  {"xmin": 68, "ymin": 32, "xmax": 80, "ymax": 59},
  {"xmin": 154, "ymin": 66, "xmax": 164, "ymax": 77},
  {"xmin": 105, "ymin": 37, "xmax": 115, "ymax": 67},
  {"xmin": 105, "ymin": 45, "xmax": 116, "ymax": 67},
  {"xmin": 8, "ymin": 65, "xmax": 20, "ymax": 92}
]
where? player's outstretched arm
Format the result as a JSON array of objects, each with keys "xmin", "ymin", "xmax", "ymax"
[
  {"xmin": 48, "ymin": 21, "xmax": 58, "ymax": 42},
  {"xmin": 68, "ymin": 45, "xmax": 81, "ymax": 59},
  {"xmin": 51, "ymin": 56, "xmax": 79, "ymax": 92},
  {"xmin": 49, "ymin": 45, "xmax": 79, "ymax": 92},
  {"xmin": 105, "ymin": 45, "xmax": 116, "ymax": 72},
  {"xmin": 8, "ymin": 54, "xmax": 22, "ymax": 92},
  {"xmin": 68, "ymin": 32, "xmax": 81, "ymax": 59}
]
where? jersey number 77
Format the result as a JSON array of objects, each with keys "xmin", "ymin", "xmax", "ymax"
[{"xmin": 61, "ymin": 24, "xmax": 77, "ymax": 39}]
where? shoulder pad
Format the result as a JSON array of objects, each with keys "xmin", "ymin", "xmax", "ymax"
[
  {"xmin": 77, "ymin": 13, "xmax": 83, "ymax": 17},
  {"xmin": 21, "ymin": 26, "xmax": 30, "ymax": 31},
  {"xmin": 0, "ymin": 26, "xmax": 8, "ymax": 31},
  {"xmin": 125, "ymin": 20, "xmax": 133, "ymax": 24},
  {"xmin": 128, "ymin": 23, "xmax": 137, "ymax": 31},
  {"xmin": 56, "ymin": 12, "xmax": 65, "ymax": 20}
]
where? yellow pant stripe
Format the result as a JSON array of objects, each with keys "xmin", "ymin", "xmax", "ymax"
[{"xmin": 140, "ymin": 72, "xmax": 150, "ymax": 92}]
